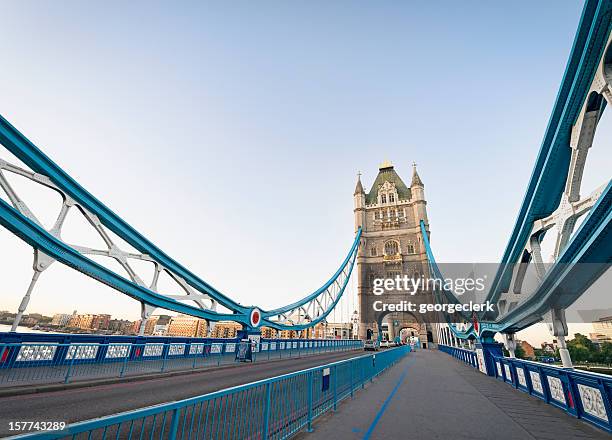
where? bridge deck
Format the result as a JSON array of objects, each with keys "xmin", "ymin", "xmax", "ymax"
[
  {"xmin": 299, "ymin": 349, "xmax": 610, "ymax": 440},
  {"xmin": 0, "ymin": 349, "xmax": 361, "ymax": 437}
]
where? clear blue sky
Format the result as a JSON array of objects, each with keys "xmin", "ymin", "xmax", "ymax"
[{"xmin": 0, "ymin": 1, "xmax": 609, "ymax": 343}]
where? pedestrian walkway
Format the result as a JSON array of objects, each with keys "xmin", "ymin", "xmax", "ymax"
[{"xmin": 298, "ymin": 349, "xmax": 610, "ymax": 440}]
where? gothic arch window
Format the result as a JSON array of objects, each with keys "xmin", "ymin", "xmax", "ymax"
[
  {"xmin": 381, "ymin": 194, "xmax": 387, "ymax": 204},
  {"xmin": 370, "ymin": 247, "xmax": 377, "ymax": 257},
  {"xmin": 384, "ymin": 240, "xmax": 399, "ymax": 256},
  {"xmin": 390, "ymin": 208, "xmax": 396, "ymax": 218},
  {"xmin": 407, "ymin": 242, "xmax": 415, "ymax": 254},
  {"xmin": 389, "ymin": 193, "xmax": 395, "ymax": 203}
]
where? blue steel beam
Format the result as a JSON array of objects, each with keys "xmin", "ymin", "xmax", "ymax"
[
  {"xmin": 260, "ymin": 231, "xmax": 360, "ymax": 331},
  {"xmin": 420, "ymin": 219, "xmax": 478, "ymax": 338},
  {"xmin": 0, "ymin": 114, "xmax": 362, "ymax": 330},
  {"xmin": 485, "ymin": 0, "xmax": 612, "ymax": 309},
  {"xmin": 0, "ymin": 197, "xmax": 244, "ymax": 324},
  {"xmin": 0, "ymin": 114, "xmax": 247, "ymax": 315},
  {"xmin": 424, "ymin": 0, "xmax": 612, "ymax": 338},
  {"xmin": 265, "ymin": 228, "xmax": 361, "ymax": 316},
  {"xmin": 454, "ymin": 180, "xmax": 611, "ymax": 338},
  {"xmin": 422, "ymin": 175, "xmax": 611, "ymax": 336},
  {"xmin": 488, "ymin": 180, "xmax": 611, "ymax": 333},
  {"xmin": 420, "ymin": 220, "xmax": 475, "ymax": 319}
]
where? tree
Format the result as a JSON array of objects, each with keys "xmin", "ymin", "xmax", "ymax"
[
  {"xmin": 533, "ymin": 348, "xmax": 544, "ymax": 358},
  {"xmin": 599, "ymin": 342, "xmax": 612, "ymax": 364},
  {"xmin": 502, "ymin": 344, "xmax": 526, "ymax": 359},
  {"xmin": 567, "ymin": 333, "xmax": 604, "ymax": 363}
]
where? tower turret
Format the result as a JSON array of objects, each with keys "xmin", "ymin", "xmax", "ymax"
[
  {"xmin": 410, "ymin": 162, "xmax": 425, "ymax": 200},
  {"xmin": 353, "ymin": 172, "xmax": 366, "ymax": 232},
  {"xmin": 410, "ymin": 163, "xmax": 428, "ymax": 254}
]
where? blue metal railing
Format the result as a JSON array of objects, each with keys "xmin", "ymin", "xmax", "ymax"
[
  {"xmin": 439, "ymin": 344, "xmax": 612, "ymax": 433},
  {"xmin": 437, "ymin": 344, "xmax": 478, "ymax": 369},
  {"xmin": 0, "ymin": 333, "xmax": 363, "ymax": 388},
  {"xmin": 9, "ymin": 345, "xmax": 410, "ymax": 439}
]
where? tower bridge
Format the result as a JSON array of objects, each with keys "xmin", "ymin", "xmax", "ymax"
[{"xmin": 0, "ymin": 0, "xmax": 611, "ymax": 438}]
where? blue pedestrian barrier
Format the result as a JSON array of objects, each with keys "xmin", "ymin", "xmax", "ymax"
[
  {"xmin": 0, "ymin": 333, "xmax": 363, "ymax": 388},
  {"xmin": 10, "ymin": 345, "xmax": 411, "ymax": 439}
]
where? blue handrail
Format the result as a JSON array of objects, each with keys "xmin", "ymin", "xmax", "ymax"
[
  {"xmin": 9, "ymin": 345, "xmax": 411, "ymax": 439},
  {"xmin": 0, "ymin": 334, "xmax": 364, "ymax": 387}
]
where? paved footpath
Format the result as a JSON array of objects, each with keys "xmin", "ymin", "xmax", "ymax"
[{"xmin": 298, "ymin": 349, "xmax": 610, "ymax": 440}]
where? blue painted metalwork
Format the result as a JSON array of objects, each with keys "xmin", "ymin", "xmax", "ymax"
[
  {"xmin": 486, "ymin": 0, "xmax": 612, "ymax": 308},
  {"xmin": 0, "ymin": 332, "xmax": 363, "ymax": 387},
  {"xmin": 438, "ymin": 344, "xmax": 479, "ymax": 369},
  {"xmin": 423, "ymin": 177, "xmax": 611, "ymax": 336},
  {"xmin": 0, "ymin": 114, "xmax": 246, "ymax": 315},
  {"xmin": 448, "ymin": 179, "xmax": 611, "ymax": 336},
  {"xmin": 261, "ymin": 228, "xmax": 361, "ymax": 330},
  {"xmin": 494, "ymin": 181, "xmax": 611, "ymax": 333},
  {"xmin": 0, "ymin": 197, "xmax": 244, "ymax": 323},
  {"xmin": 10, "ymin": 345, "xmax": 410, "ymax": 440},
  {"xmin": 420, "ymin": 0, "xmax": 612, "ymax": 340},
  {"xmin": 0, "ymin": 111, "xmax": 362, "ymax": 329},
  {"xmin": 439, "ymin": 344, "xmax": 612, "ymax": 433},
  {"xmin": 419, "ymin": 219, "xmax": 479, "ymax": 340},
  {"xmin": 264, "ymin": 228, "xmax": 360, "ymax": 316}
]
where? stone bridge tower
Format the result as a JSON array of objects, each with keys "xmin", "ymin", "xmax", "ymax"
[{"xmin": 354, "ymin": 161, "xmax": 438, "ymax": 347}]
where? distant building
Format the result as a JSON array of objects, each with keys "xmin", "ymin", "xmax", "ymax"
[
  {"xmin": 210, "ymin": 321, "xmax": 241, "ymax": 339},
  {"xmin": 279, "ymin": 329, "xmax": 298, "ymax": 339},
  {"xmin": 68, "ymin": 314, "xmax": 93, "ymax": 329},
  {"xmin": 50, "ymin": 313, "xmax": 71, "ymax": 327},
  {"xmin": 541, "ymin": 342, "xmax": 556, "ymax": 354},
  {"xmin": 130, "ymin": 320, "xmax": 141, "ymax": 334},
  {"xmin": 589, "ymin": 333, "xmax": 612, "ymax": 345},
  {"xmin": 590, "ymin": 316, "xmax": 612, "ymax": 344},
  {"xmin": 21, "ymin": 316, "xmax": 39, "ymax": 326},
  {"xmin": 129, "ymin": 315, "xmax": 172, "ymax": 335},
  {"xmin": 519, "ymin": 340, "xmax": 536, "ymax": 360},
  {"xmin": 260, "ymin": 327, "xmax": 277, "ymax": 339},
  {"xmin": 323, "ymin": 322, "xmax": 352, "ymax": 339},
  {"xmin": 154, "ymin": 315, "xmax": 172, "ymax": 326},
  {"xmin": 108, "ymin": 319, "xmax": 133, "ymax": 334},
  {"xmin": 142, "ymin": 317, "xmax": 157, "ymax": 335},
  {"xmin": 166, "ymin": 315, "xmax": 208, "ymax": 337},
  {"xmin": 152, "ymin": 324, "xmax": 168, "ymax": 335},
  {"xmin": 66, "ymin": 313, "xmax": 111, "ymax": 331},
  {"xmin": 310, "ymin": 323, "xmax": 326, "ymax": 339},
  {"xmin": 27, "ymin": 313, "xmax": 50, "ymax": 324},
  {"xmin": 90, "ymin": 314, "xmax": 111, "ymax": 330}
]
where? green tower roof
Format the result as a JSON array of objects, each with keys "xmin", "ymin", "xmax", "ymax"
[{"xmin": 365, "ymin": 162, "xmax": 412, "ymax": 204}]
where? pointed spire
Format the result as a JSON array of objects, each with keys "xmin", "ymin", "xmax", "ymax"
[
  {"xmin": 354, "ymin": 171, "xmax": 365, "ymax": 195},
  {"xmin": 411, "ymin": 162, "xmax": 423, "ymax": 187}
]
